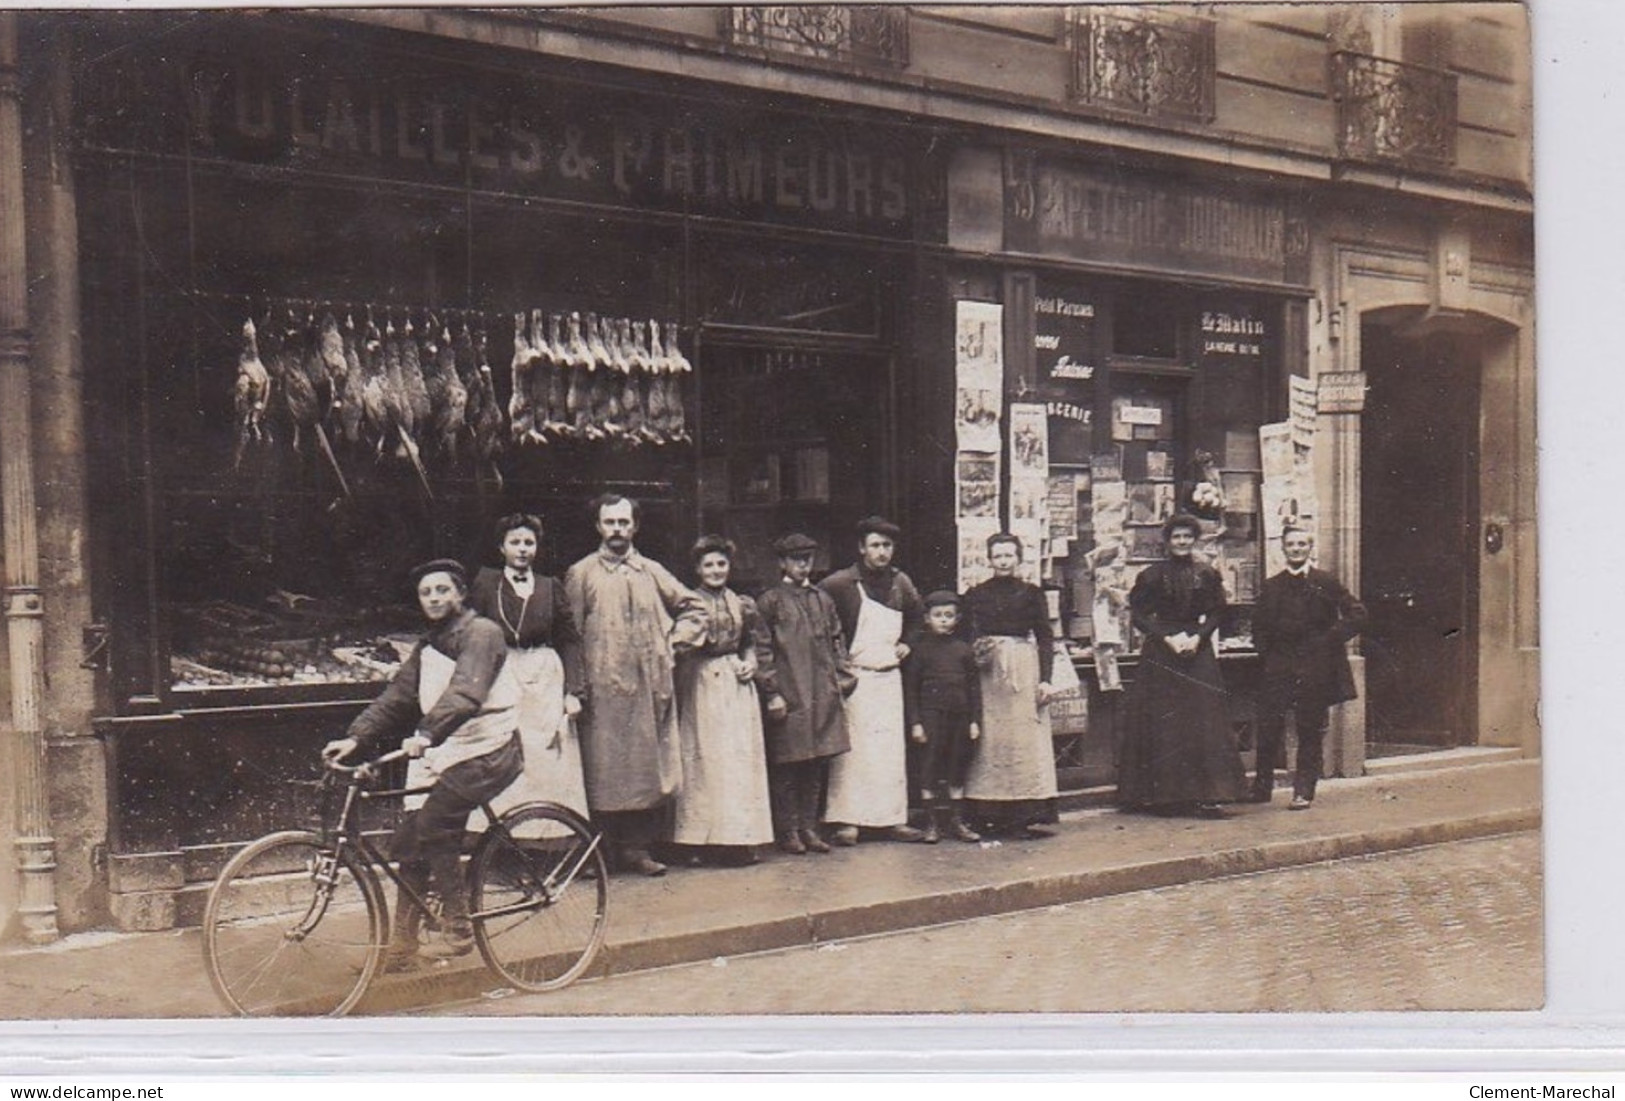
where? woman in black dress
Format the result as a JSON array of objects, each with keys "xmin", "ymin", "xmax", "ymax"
[{"xmin": 1117, "ymin": 513, "xmax": 1246, "ymax": 817}]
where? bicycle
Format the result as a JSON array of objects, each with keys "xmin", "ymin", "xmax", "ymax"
[{"xmin": 201, "ymin": 746, "xmax": 609, "ymax": 1017}]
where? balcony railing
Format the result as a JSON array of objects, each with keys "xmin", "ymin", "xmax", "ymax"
[
  {"xmin": 1069, "ymin": 7, "xmax": 1215, "ymax": 123},
  {"xmin": 1332, "ymin": 51, "xmax": 1458, "ymax": 168},
  {"xmin": 720, "ymin": 6, "xmax": 910, "ymax": 69}
]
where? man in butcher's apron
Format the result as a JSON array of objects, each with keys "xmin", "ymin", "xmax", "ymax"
[{"xmin": 819, "ymin": 516, "xmax": 928, "ymax": 845}]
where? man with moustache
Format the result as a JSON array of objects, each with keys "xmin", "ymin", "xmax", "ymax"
[{"xmin": 565, "ymin": 494, "xmax": 708, "ymax": 875}]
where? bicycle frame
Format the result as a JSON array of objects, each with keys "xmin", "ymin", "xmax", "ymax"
[{"xmin": 324, "ymin": 757, "xmax": 602, "ymax": 923}]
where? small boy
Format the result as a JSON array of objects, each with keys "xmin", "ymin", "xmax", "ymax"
[{"xmin": 904, "ymin": 590, "xmax": 982, "ymax": 844}]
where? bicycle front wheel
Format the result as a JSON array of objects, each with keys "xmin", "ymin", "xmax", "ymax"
[
  {"xmin": 202, "ymin": 830, "xmax": 385, "ymax": 1017},
  {"xmin": 470, "ymin": 803, "xmax": 608, "ymax": 992}
]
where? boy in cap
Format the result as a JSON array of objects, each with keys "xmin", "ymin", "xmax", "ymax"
[
  {"xmin": 323, "ymin": 558, "xmax": 524, "ymax": 971},
  {"xmin": 754, "ymin": 533, "xmax": 854, "ymax": 855},
  {"xmin": 904, "ymin": 590, "xmax": 983, "ymax": 844}
]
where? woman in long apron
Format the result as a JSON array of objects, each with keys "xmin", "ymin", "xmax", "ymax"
[
  {"xmin": 671, "ymin": 535, "xmax": 774, "ymax": 866},
  {"xmin": 964, "ymin": 532, "xmax": 1061, "ymax": 839},
  {"xmin": 467, "ymin": 513, "xmax": 589, "ymax": 826}
]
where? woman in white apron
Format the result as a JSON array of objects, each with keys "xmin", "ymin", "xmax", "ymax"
[
  {"xmin": 822, "ymin": 588, "xmax": 914, "ymax": 840},
  {"xmin": 671, "ymin": 535, "xmax": 774, "ymax": 865},
  {"xmin": 963, "ymin": 532, "xmax": 1060, "ymax": 839},
  {"xmin": 466, "ymin": 513, "xmax": 589, "ymax": 827}
]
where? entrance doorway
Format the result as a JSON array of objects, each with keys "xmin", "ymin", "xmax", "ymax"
[{"xmin": 1360, "ymin": 317, "xmax": 1481, "ymax": 748}]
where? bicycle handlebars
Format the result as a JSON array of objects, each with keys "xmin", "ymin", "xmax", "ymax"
[{"xmin": 324, "ymin": 746, "xmax": 411, "ymax": 781}]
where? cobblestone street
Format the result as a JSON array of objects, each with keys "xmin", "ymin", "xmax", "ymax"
[{"xmin": 432, "ymin": 831, "xmax": 1542, "ymax": 1016}]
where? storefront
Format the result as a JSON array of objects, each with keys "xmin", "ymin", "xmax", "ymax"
[
  {"xmin": 70, "ymin": 13, "xmax": 937, "ymax": 927},
  {"xmin": 938, "ymin": 145, "xmax": 1314, "ymax": 790}
]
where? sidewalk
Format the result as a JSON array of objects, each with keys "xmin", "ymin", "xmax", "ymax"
[{"xmin": 0, "ymin": 755, "xmax": 1540, "ymax": 1019}]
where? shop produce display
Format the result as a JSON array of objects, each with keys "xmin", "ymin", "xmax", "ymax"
[
  {"xmin": 227, "ymin": 300, "xmax": 691, "ymax": 491},
  {"xmin": 169, "ymin": 598, "xmax": 415, "ymax": 690}
]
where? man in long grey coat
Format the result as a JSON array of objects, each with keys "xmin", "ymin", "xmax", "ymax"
[{"xmin": 565, "ymin": 494, "xmax": 707, "ymax": 875}]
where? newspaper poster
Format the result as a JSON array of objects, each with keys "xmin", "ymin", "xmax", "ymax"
[
  {"xmin": 1011, "ymin": 477, "xmax": 1046, "ymax": 523},
  {"xmin": 956, "ymin": 453, "xmax": 1000, "ymax": 519},
  {"xmin": 1012, "ymin": 517, "xmax": 1045, "ymax": 585},
  {"xmin": 1047, "ymin": 474, "xmax": 1079, "ymax": 544},
  {"xmin": 956, "ymin": 387, "xmax": 1002, "ymax": 454},
  {"xmin": 956, "ymin": 517, "xmax": 1001, "ymax": 591},
  {"xmin": 1007, "ymin": 402, "xmax": 1049, "ymax": 478},
  {"xmin": 1091, "ymin": 478, "xmax": 1127, "ymax": 542},
  {"xmin": 1289, "ymin": 374, "xmax": 1319, "ymax": 449},
  {"xmin": 1259, "ymin": 422, "xmax": 1294, "ymax": 479},
  {"xmin": 955, "ymin": 300, "xmax": 1003, "ymax": 392}
]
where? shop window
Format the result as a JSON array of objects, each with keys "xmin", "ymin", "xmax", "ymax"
[
  {"xmin": 720, "ymin": 6, "xmax": 910, "ymax": 69},
  {"xmin": 696, "ymin": 344, "xmax": 890, "ymax": 594},
  {"xmin": 1027, "ymin": 281, "xmax": 1270, "ymax": 667},
  {"xmin": 1066, "ymin": 6, "xmax": 1216, "ymax": 123}
]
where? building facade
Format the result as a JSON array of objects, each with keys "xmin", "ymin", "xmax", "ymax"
[{"xmin": 0, "ymin": 4, "xmax": 1534, "ymax": 940}]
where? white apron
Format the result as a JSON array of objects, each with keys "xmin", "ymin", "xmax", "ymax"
[
  {"xmin": 823, "ymin": 593, "xmax": 909, "ymax": 828},
  {"xmin": 965, "ymin": 635, "xmax": 1059, "ymax": 801},
  {"xmin": 672, "ymin": 653, "xmax": 774, "ymax": 845}
]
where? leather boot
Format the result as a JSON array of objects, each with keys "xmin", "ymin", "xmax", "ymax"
[
  {"xmin": 421, "ymin": 854, "xmax": 475, "ymax": 959},
  {"xmin": 947, "ymin": 803, "xmax": 982, "ymax": 843},
  {"xmin": 919, "ymin": 807, "xmax": 942, "ymax": 845},
  {"xmin": 383, "ymin": 863, "xmax": 429, "ymax": 973}
]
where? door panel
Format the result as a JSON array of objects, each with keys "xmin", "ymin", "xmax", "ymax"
[{"xmin": 1360, "ymin": 323, "xmax": 1480, "ymax": 746}]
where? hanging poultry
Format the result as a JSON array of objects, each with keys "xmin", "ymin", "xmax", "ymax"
[
  {"xmin": 527, "ymin": 308, "xmax": 558, "ymax": 442},
  {"xmin": 231, "ymin": 317, "xmax": 271, "ymax": 470},
  {"xmin": 273, "ymin": 309, "xmax": 321, "ymax": 454},
  {"xmin": 400, "ymin": 317, "xmax": 433, "ymax": 436},
  {"xmin": 433, "ymin": 324, "xmax": 468, "ymax": 460},
  {"xmin": 543, "ymin": 313, "xmax": 571, "ymax": 439},
  {"xmin": 380, "ymin": 316, "xmax": 431, "ymax": 495},
  {"xmin": 358, "ymin": 314, "xmax": 391, "ymax": 452},
  {"xmin": 562, "ymin": 311, "xmax": 597, "ymax": 440},
  {"xmin": 661, "ymin": 318, "xmax": 692, "ymax": 443},
  {"xmin": 585, "ymin": 312, "xmax": 625, "ymax": 440},
  {"xmin": 508, "ymin": 311, "xmax": 535, "ymax": 442},
  {"xmin": 338, "ymin": 313, "xmax": 366, "ymax": 446},
  {"xmin": 471, "ymin": 329, "xmax": 506, "ymax": 468},
  {"xmin": 616, "ymin": 317, "xmax": 658, "ymax": 445},
  {"xmin": 454, "ymin": 320, "xmax": 481, "ymax": 427}
]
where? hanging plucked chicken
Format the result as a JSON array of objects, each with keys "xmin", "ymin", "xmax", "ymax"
[
  {"xmin": 400, "ymin": 317, "xmax": 433, "ymax": 437},
  {"xmin": 659, "ymin": 318, "xmax": 692, "ymax": 443},
  {"xmin": 585, "ymin": 312, "xmax": 625, "ymax": 440},
  {"xmin": 528, "ymin": 309, "xmax": 565, "ymax": 441},
  {"xmin": 231, "ymin": 318, "xmax": 271, "ymax": 470},
  {"xmin": 470, "ymin": 328, "xmax": 506, "ymax": 485},
  {"xmin": 508, "ymin": 311, "xmax": 536, "ymax": 442},
  {"xmin": 613, "ymin": 317, "xmax": 655, "ymax": 445},
  {"xmin": 562, "ymin": 311, "xmax": 597, "ymax": 440}
]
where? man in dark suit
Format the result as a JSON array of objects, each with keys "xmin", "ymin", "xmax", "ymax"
[{"xmin": 1251, "ymin": 526, "xmax": 1368, "ymax": 810}]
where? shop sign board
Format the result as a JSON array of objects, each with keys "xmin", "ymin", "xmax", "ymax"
[
  {"xmin": 77, "ymin": 27, "xmax": 917, "ymax": 238},
  {"xmin": 1199, "ymin": 309, "xmax": 1266, "ymax": 359},
  {"xmin": 1317, "ymin": 371, "xmax": 1369, "ymax": 413},
  {"xmin": 1004, "ymin": 151, "xmax": 1310, "ymax": 287}
]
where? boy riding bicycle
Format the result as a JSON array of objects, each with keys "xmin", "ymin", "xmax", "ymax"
[{"xmin": 323, "ymin": 558, "xmax": 524, "ymax": 972}]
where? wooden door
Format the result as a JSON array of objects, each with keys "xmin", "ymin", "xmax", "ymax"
[{"xmin": 1360, "ymin": 322, "xmax": 1481, "ymax": 747}]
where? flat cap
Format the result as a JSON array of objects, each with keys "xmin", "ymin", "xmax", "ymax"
[
  {"xmin": 409, "ymin": 557, "xmax": 469, "ymax": 589},
  {"xmin": 773, "ymin": 532, "xmax": 820, "ymax": 556},
  {"xmin": 923, "ymin": 589, "xmax": 962, "ymax": 609}
]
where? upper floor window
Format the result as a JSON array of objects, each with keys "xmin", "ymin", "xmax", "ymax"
[
  {"xmin": 1328, "ymin": 5, "xmax": 1459, "ymax": 169},
  {"xmin": 1067, "ymin": 6, "xmax": 1215, "ymax": 123},
  {"xmin": 720, "ymin": 6, "xmax": 910, "ymax": 69}
]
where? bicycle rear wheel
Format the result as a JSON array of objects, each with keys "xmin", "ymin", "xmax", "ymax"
[
  {"xmin": 469, "ymin": 803, "xmax": 608, "ymax": 992},
  {"xmin": 202, "ymin": 830, "xmax": 385, "ymax": 1017}
]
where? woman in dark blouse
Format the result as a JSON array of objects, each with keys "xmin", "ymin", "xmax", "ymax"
[
  {"xmin": 963, "ymin": 532, "xmax": 1061, "ymax": 839},
  {"xmin": 467, "ymin": 512, "xmax": 589, "ymax": 819},
  {"xmin": 1117, "ymin": 513, "xmax": 1247, "ymax": 817}
]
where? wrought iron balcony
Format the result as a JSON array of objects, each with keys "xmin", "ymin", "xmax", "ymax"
[
  {"xmin": 1332, "ymin": 51, "xmax": 1458, "ymax": 168},
  {"xmin": 720, "ymin": 6, "xmax": 910, "ymax": 69},
  {"xmin": 1069, "ymin": 7, "xmax": 1215, "ymax": 123}
]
